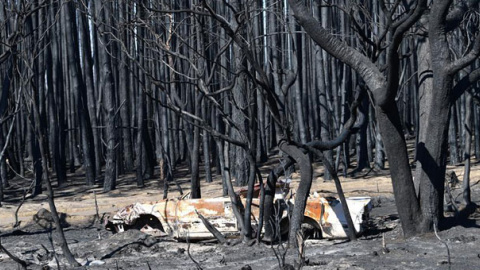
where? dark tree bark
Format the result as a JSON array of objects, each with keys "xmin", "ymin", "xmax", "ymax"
[
  {"xmin": 353, "ymin": 94, "xmax": 370, "ymax": 173},
  {"xmin": 31, "ymin": 82, "xmax": 80, "ymax": 267},
  {"xmin": 376, "ymin": 102, "xmax": 422, "ymax": 235},
  {"xmin": 63, "ymin": 1, "xmax": 96, "ymax": 185},
  {"xmin": 118, "ymin": 1, "xmax": 134, "ymax": 172},
  {"xmin": 243, "ymin": 85, "xmax": 259, "ymax": 241},
  {"xmin": 79, "ymin": 0, "xmax": 102, "ymax": 175},
  {"xmin": 95, "ymin": 0, "xmax": 117, "ymax": 192},
  {"xmin": 202, "ymin": 99, "xmax": 213, "ymax": 183},
  {"xmin": 135, "ymin": 0, "xmax": 147, "ymax": 187},
  {"xmin": 190, "ymin": 94, "xmax": 202, "ymax": 198},
  {"xmin": 31, "ymin": 115, "xmax": 43, "ymax": 196},
  {"xmin": 279, "ymin": 141, "xmax": 312, "ymax": 244},
  {"xmin": 475, "ymin": 104, "xmax": 480, "ymax": 159},
  {"xmin": 462, "ymin": 91, "xmax": 473, "ymax": 206},
  {"xmin": 316, "ymin": 43, "xmax": 333, "ymax": 180},
  {"xmin": 243, "ymin": 151, "xmax": 257, "ymax": 241},
  {"xmin": 0, "ymin": 78, "xmax": 9, "ymax": 202},
  {"xmin": 0, "ymin": 38, "xmax": 12, "ymax": 195},
  {"xmin": 46, "ymin": 24, "xmax": 66, "ymax": 187},
  {"xmin": 229, "ymin": 0, "xmax": 249, "ymax": 187}
]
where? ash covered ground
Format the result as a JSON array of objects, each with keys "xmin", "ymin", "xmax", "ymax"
[
  {"xmin": 1, "ymin": 194, "xmax": 480, "ymax": 270},
  {"xmin": 1, "ymin": 163, "xmax": 480, "ymax": 269}
]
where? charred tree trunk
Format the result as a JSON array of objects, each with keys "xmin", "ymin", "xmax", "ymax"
[
  {"xmin": 202, "ymin": 99, "xmax": 213, "ymax": 183},
  {"xmin": 64, "ymin": 1, "xmax": 96, "ymax": 185},
  {"xmin": 462, "ymin": 91, "xmax": 472, "ymax": 206},
  {"xmin": 230, "ymin": 0, "xmax": 249, "ymax": 187},
  {"xmin": 31, "ymin": 116, "xmax": 43, "ymax": 196},
  {"xmin": 376, "ymin": 102, "xmax": 422, "ymax": 236},
  {"xmin": 414, "ymin": 70, "xmax": 452, "ymax": 232},
  {"xmin": 135, "ymin": 0, "xmax": 148, "ymax": 187},
  {"xmin": 279, "ymin": 141, "xmax": 312, "ymax": 245},
  {"xmin": 79, "ymin": 0, "xmax": 101, "ymax": 175},
  {"xmin": 96, "ymin": 0, "xmax": 117, "ymax": 192},
  {"xmin": 46, "ymin": 29, "xmax": 66, "ymax": 187},
  {"xmin": 190, "ymin": 93, "xmax": 202, "ymax": 199},
  {"xmin": 354, "ymin": 95, "xmax": 370, "ymax": 174},
  {"xmin": 118, "ymin": 1, "xmax": 134, "ymax": 172},
  {"xmin": 31, "ymin": 82, "xmax": 80, "ymax": 267},
  {"xmin": 316, "ymin": 44, "xmax": 333, "ymax": 180}
]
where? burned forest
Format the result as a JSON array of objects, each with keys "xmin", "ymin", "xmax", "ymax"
[{"xmin": 1, "ymin": 0, "xmax": 480, "ymax": 269}]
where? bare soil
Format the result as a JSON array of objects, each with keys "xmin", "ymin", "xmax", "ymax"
[{"xmin": 1, "ymin": 158, "xmax": 480, "ymax": 269}]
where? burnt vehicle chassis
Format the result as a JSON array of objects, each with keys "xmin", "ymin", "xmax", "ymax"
[{"xmin": 105, "ymin": 195, "xmax": 372, "ymax": 241}]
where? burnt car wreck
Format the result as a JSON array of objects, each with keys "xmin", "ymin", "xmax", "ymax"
[{"xmin": 105, "ymin": 192, "xmax": 372, "ymax": 241}]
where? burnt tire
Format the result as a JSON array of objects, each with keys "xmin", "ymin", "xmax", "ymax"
[
  {"xmin": 131, "ymin": 215, "xmax": 164, "ymax": 232},
  {"xmin": 279, "ymin": 217, "xmax": 322, "ymax": 240},
  {"xmin": 300, "ymin": 220, "xmax": 322, "ymax": 239}
]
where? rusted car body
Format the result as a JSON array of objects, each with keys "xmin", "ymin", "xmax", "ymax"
[{"xmin": 105, "ymin": 195, "xmax": 372, "ymax": 240}]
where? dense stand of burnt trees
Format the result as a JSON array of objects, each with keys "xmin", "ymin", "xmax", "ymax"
[{"xmin": 0, "ymin": 0, "xmax": 480, "ymax": 244}]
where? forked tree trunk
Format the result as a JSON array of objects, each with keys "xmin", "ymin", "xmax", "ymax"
[{"xmin": 279, "ymin": 141, "xmax": 312, "ymax": 245}]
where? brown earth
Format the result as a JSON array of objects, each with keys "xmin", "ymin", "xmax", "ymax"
[{"xmin": 0, "ymin": 157, "xmax": 480, "ymax": 269}]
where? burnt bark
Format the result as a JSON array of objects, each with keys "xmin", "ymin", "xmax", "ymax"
[
  {"xmin": 63, "ymin": 1, "xmax": 96, "ymax": 185},
  {"xmin": 31, "ymin": 74, "xmax": 79, "ymax": 266},
  {"xmin": 135, "ymin": 0, "xmax": 147, "ymax": 187},
  {"xmin": 354, "ymin": 94, "xmax": 370, "ymax": 173},
  {"xmin": 202, "ymin": 99, "xmax": 213, "ymax": 183},
  {"xmin": 462, "ymin": 91, "xmax": 473, "ymax": 206},
  {"xmin": 95, "ymin": 0, "xmax": 117, "ymax": 192},
  {"xmin": 190, "ymin": 94, "xmax": 202, "ymax": 199},
  {"xmin": 278, "ymin": 140, "xmax": 312, "ymax": 245},
  {"xmin": 46, "ymin": 25, "xmax": 66, "ymax": 187},
  {"xmin": 79, "ymin": 0, "xmax": 102, "ymax": 175},
  {"xmin": 377, "ymin": 102, "xmax": 422, "ymax": 235}
]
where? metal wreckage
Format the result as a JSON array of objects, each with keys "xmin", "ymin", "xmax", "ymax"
[{"xmin": 105, "ymin": 181, "xmax": 372, "ymax": 241}]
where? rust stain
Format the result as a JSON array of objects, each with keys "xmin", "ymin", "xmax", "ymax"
[{"xmin": 304, "ymin": 199, "xmax": 322, "ymax": 221}]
